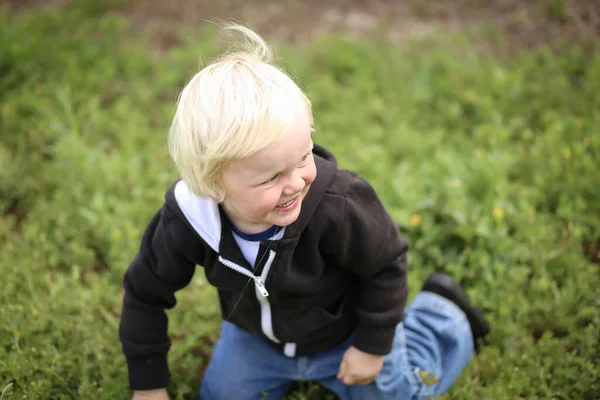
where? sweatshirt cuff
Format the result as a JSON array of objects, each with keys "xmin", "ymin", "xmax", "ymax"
[
  {"xmin": 127, "ymin": 354, "xmax": 170, "ymax": 390},
  {"xmin": 352, "ymin": 324, "xmax": 396, "ymax": 355}
]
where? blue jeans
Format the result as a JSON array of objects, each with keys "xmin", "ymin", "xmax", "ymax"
[{"xmin": 199, "ymin": 292, "xmax": 474, "ymax": 400}]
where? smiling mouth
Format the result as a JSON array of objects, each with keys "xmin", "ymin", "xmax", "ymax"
[{"xmin": 277, "ymin": 197, "xmax": 296, "ymax": 208}]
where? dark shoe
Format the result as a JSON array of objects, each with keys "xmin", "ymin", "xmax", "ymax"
[{"xmin": 422, "ymin": 272, "xmax": 490, "ymax": 349}]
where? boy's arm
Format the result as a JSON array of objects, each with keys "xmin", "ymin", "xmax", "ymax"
[
  {"xmin": 335, "ymin": 175, "xmax": 409, "ymax": 356},
  {"xmin": 119, "ymin": 205, "xmax": 198, "ymax": 391}
]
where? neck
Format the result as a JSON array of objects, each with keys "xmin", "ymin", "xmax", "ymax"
[{"xmin": 220, "ymin": 203, "xmax": 272, "ymax": 235}]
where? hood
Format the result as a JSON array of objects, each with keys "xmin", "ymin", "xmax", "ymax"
[{"xmin": 283, "ymin": 144, "xmax": 338, "ymax": 238}]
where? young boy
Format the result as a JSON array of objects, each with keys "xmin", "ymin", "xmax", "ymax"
[{"xmin": 119, "ymin": 24, "xmax": 490, "ymax": 400}]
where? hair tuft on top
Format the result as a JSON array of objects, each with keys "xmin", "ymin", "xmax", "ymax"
[{"xmin": 221, "ymin": 22, "xmax": 273, "ymax": 64}]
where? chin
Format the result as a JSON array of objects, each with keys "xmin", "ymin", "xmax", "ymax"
[
  {"xmin": 273, "ymin": 214, "xmax": 299, "ymax": 227},
  {"xmin": 271, "ymin": 206, "xmax": 301, "ymax": 227}
]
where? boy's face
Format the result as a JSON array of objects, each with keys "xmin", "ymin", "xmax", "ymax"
[{"xmin": 220, "ymin": 111, "xmax": 316, "ymax": 234}]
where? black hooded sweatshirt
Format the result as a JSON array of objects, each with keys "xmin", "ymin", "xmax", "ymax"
[{"xmin": 119, "ymin": 145, "xmax": 409, "ymax": 390}]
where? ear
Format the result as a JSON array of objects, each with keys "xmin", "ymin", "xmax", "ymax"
[
  {"xmin": 209, "ymin": 175, "xmax": 227, "ymax": 203},
  {"xmin": 210, "ymin": 192, "xmax": 226, "ymax": 204}
]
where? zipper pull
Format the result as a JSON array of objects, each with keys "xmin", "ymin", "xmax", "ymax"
[{"xmin": 255, "ymin": 278, "xmax": 269, "ymax": 297}]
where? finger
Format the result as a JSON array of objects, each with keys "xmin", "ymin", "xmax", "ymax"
[
  {"xmin": 342, "ymin": 375, "xmax": 355, "ymax": 385},
  {"xmin": 346, "ymin": 374, "xmax": 375, "ymax": 386},
  {"xmin": 337, "ymin": 360, "xmax": 347, "ymax": 380}
]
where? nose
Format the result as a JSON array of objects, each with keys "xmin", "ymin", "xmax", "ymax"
[{"xmin": 282, "ymin": 171, "xmax": 305, "ymax": 196}]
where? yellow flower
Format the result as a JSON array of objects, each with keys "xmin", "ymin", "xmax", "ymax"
[
  {"xmin": 419, "ymin": 370, "xmax": 440, "ymax": 386},
  {"xmin": 492, "ymin": 208, "xmax": 504, "ymax": 220},
  {"xmin": 410, "ymin": 214, "xmax": 422, "ymax": 228}
]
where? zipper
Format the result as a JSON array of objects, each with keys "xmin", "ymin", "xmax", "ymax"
[
  {"xmin": 254, "ymin": 250, "xmax": 278, "ymax": 342},
  {"xmin": 259, "ymin": 250, "xmax": 276, "ymax": 288},
  {"xmin": 218, "ymin": 255, "xmax": 270, "ymax": 296},
  {"xmin": 219, "ymin": 250, "xmax": 297, "ymax": 352},
  {"xmin": 218, "ymin": 250, "xmax": 280, "ymax": 342}
]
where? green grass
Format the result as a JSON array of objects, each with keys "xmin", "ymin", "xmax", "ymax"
[{"xmin": 1, "ymin": 3, "xmax": 599, "ymax": 400}]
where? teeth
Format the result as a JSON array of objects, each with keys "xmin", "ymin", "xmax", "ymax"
[{"xmin": 278, "ymin": 198, "xmax": 294, "ymax": 207}]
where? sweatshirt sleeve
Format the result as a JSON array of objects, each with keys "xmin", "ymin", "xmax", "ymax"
[
  {"xmin": 336, "ymin": 175, "xmax": 409, "ymax": 355},
  {"xmin": 118, "ymin": 205, "xmax": 198, "ymax": 390}
]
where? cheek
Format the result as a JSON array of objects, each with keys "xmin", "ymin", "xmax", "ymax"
[
  {"xmin": 260, "ymin": 188, "xmax": 284, "ymax": 211},
  {"xmin": 304, "ymin": 160, "xmax": 317, "ymax": 185}
]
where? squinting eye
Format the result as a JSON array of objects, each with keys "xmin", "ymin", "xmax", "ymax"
[
  {"xmin": 300, "ymin": 153, "xmax": 311, "ymax": 164},
  {"xmin": 262, "ymin": 175, "xmax": 278, "ymax": 185}
]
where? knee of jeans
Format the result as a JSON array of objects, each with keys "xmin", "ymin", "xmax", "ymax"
[
  {"xmin": 373, "ymin": 358, "xmax": 443, "ymax": 400},
  {"xmin": 371, "ymin": 357, "xmax": 414, "ymax": 399},
  {"xmin": 372, "ymin": 370, "xmax": 411, "ymax": 398}
]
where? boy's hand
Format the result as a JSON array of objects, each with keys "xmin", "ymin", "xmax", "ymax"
[
  {"xmin": 132, "ymin": 389, "xmax": 169, "ymax": 400},
  {"xmin": 337, "ymin": 346, "xmax": 384, "ymax": 385}
]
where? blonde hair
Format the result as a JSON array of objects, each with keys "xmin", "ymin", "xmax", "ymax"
[{"xmin": 168, "ymin": 24, "xmax": 313, "ymax": 200}]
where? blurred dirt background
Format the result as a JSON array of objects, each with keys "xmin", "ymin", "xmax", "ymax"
[{"xmin": 6, "ymin": 0, "xmax": 600, "ymax": 54}]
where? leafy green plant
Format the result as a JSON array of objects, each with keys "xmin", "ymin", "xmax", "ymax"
[{"xmin": 0, "ymin": 3, "xmax": 598, "ymax": 399}]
